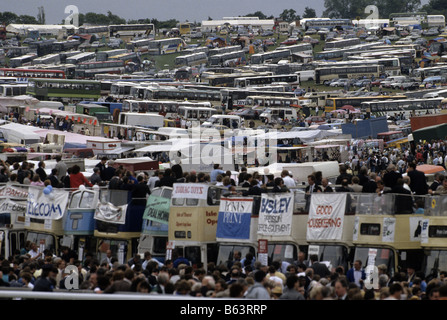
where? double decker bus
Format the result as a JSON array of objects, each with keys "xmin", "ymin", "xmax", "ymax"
[{"xmin": 315, "ymin": 57, "xmax": 401, "ymax": 77}]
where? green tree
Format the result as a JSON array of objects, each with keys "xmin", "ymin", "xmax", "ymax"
[
  {"xmin": 303, "ymin": 7, "xmax": 317, "ymax": 18},
  {"xmin": 0, "ymin": 11, "xmax": 19, "ymax": 25},
  {"xmin": 279, "ymin": 9, "xmax": 298, "ymax": 22},
  {"xmin": 17, "ymin": 15, "xmax": 38, "ymax": 24},
  {"xmin": 244, "ymin": 11, "xmax": 269, "ymax": 20}
]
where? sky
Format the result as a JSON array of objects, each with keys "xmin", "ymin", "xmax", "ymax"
[{"xmin": 3, "ymin": 0, "xmax": 328, "ymax": 24}]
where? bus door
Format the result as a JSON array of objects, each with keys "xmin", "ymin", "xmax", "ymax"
[
  {"xmin": 353, "ymin": 193, "xmax": 425, "ymax": 277},
  {"xmin": 168, "ymin": 183, "xmax": 221, "ymax": 268}
]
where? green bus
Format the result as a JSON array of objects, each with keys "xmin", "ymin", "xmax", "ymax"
[
  {"xmin": 76, "ymin": 104, "xmax": 113, "ymax": 123},
  {"xmin": 26, "ymin": 79, "xmax": 101, "ymax": 101}
]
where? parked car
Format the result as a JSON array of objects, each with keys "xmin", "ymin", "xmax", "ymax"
[
  {"xmin": 354, "ymin": 79, "xmax": 372, "ymax": 88},
  {"xmin": 280, "ymin": 37, "xmax": 298, "ymax": 45}
]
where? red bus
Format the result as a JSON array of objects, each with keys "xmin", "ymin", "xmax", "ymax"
[{"xmin": 0, "ymin": 68, "xmax": 66, "ymax": 81}]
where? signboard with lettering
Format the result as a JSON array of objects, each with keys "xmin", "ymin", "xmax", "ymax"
[
  {"xmin": 26, "ymin": 187, "xmax": 69, "ymax": 220},
  {"xmin": 143, "ymin": 195, "xmax": 170, "ymax": 224},
  {"xmin": 172, "ymin": 183, "xmax": 209, "ymax": 200},
  {"xmin": 307, "ymin": 193, "xmax": 346, "ymax": 241},
  {"xmin": 258, "ymin": 193, "xmax": 293, "ymax": 236},
  {"xmin": 0, "ymin": 185, "xmax": 28, "ymax": 199},
  {"xmin": 216, "ymin": 197, "xmax": 253, "ymax": 240}
]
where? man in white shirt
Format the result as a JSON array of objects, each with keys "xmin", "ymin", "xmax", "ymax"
[
  {"xmin": 28, "ymin": 242, "xmax": 41, "ymax": 261},
  {"xmin": 147, "ymin": 170, "xmax": 161, "ymax": 192},
  {"xmin": 281, "ymin": 170, "xmax": 296, "ymax": 188}
]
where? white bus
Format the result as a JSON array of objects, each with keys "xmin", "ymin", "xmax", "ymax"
[
  {"xmin": 315, "ymin": 58, "xmax": 401, "ymax": 76},
  {"xmin": 202, "ymin": 114, "xmax": 242, "ymax": 129},
  {"xmin": 0, "ymin": 83, "xmax": 27, "ymax": 97},
  {"xmin": 427, "ymin": 15, "xmax": 446, "ymax": 27},
  {"xmin": 178, "ymin": 105, "xmax": 218, "ymax": 123},
  {"xmin": 32, "ymin": 53, "xmax": 61, "ymax": 65},
  {"xmin": 360, "ymin": 97, "xmax": 443, "ymax": 115},
  {"xmin": 9, "ymin": 54, "xmax": 37, "ymax": 68}
]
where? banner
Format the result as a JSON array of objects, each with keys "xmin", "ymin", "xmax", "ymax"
[
  {"xmin": 307, "ymin": 193, "xmax": 346, "ymax": 241},
  {"xmin": 94, "ymin": 202, "xmax": 127, "ymax": 224},
  {"xmin": 26, "ymin": 187, "xmax": 69, "ymax": 220},
  {"xmin": 172, "ymin": 183, "xmax": 209, "ymax": 200},
  {"xmin": 216, "ymin": 197, "xmax": 253, "ymax": 240},
  {"xmin": 0, "ymin": 185, "xmax": 29, "ymax": 199},
  {"xmin": 258, "ymin": 193, "xmax": 293, "ymax": 236},
  {"xmin": 143, "ymin": 195, "xmax": 170, "ymax": 224}
]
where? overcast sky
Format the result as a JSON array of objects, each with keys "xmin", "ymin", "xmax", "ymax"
[{"xmin": 3, "ymin": 0, "xmax": 327, "ymax": 24}]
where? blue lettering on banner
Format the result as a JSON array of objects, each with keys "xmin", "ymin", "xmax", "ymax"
[
  {"xmin": 260, "ymin": 197, "xmax": 291, "ymax": 214},
  {"xmin": 27, "ymin": 201, "xmax": 63, "ymax": 219}
]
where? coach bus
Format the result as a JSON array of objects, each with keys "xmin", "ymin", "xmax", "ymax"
[
  {"xmin": 74, "ymin": 60, "xmax": 126, "ymax": 79},
  {"xmin": 65, "ymin": 52, "xmax": 96, "ymax": 65},
  {"xmin": 9, "ymin": 54, "xmax": 38, "ymax": 68},
  {"xmin": 109, "ymin": 23, "xmax": 155, "ymax": 38},
  {"xmin": 303, "ymin": 18, "xmax": 352, "ymax": 30},
  {"xmin": 174, "ymin": 52, "xmax": 208, "ymax": 67},
  {"xmin": 208, "ymin": 50, "xmax": 246, "ymax": 67},
  {"xmin": 315, "ymin": 65, "xmax": 384, "ymax": 84},
  {"xmin": 324, "ymin": 95, "xmax": 407, "ymax": 112},
  {"xmin": 324, "ymin": 38, "xmax": 361, "ymax": 50},
  {"xmin": 0, "ymin": 83, "xmax": 27, "ymax": 97},
  {"xmin": 360, "ymin": 97, "xmax": 443, "ymax": 116},
  {"xmin": 250, "ymin": 49, "xmax": 291, "ymax": 65},
  {"xmin": 234, "ymin": 74, "xmax": 299, "ymax": 88},
  {"xmin": 143, "ymin": 86, "xmax": 222, "ymax": 104},
  {"xmin": 0, "ymin": 68, "xmax": 66, "ymax": 80}
]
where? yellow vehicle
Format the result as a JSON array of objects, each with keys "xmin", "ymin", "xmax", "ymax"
[
  {"xmin": 420, "ymin": 195, "xmax": 447, "ymax": 280},
  {"xmin": 0, "ymin": 184, "xmax": 28, "ymax": 258},
  {"xmin": 25, "ymin": 186, "xmax": 71, "ymax": 257},
  {"xmin": 352, "ymin": 193, "xmax": 425, "ymax": 277},
  {"xmin": 94, "ymin": 189, "xmax": 146, "ymax": 264},
  {"xmin": 168, "ymin": 183, "xmax": 221, "ymax": 268}
]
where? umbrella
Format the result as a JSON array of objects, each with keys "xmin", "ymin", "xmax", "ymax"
[
  {"xmin": 330, "ymin": 109, "xmax": 347, "ymax": 114},
  {"xmin": 341, "ymin": 105, "xmax": 356, "ymax": 111}
]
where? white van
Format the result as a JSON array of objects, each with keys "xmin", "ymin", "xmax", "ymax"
[
  {"xmin": 295, "ymin": 70, "xmax": 316, "ymax": 82},
  {"xmin": 202, "ymin": 114, "xmax": 242, "ymax": 129},
  {"xmin": 259, "ymin": 107, "xmax": 298, "ymax": 122}
]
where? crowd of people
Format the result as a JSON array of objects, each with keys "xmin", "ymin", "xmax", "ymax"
[{"xmin": 2, "ymin": 244, "xmax": 447, "ymax": 300}]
